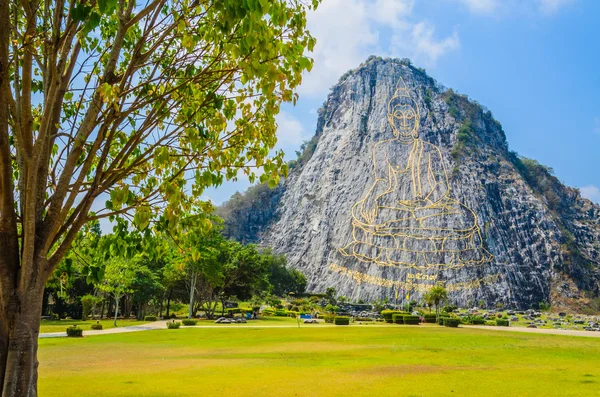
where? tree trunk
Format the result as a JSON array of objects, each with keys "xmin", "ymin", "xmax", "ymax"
[
  {"xmin": 1, "ymin": 284, "xmax": 45, "ymax": 397},
  {"xmin": 165, "ymin": 296, "xmax": 171, "ymax": 318},
  {"xmin": 106, "ymin": 297, "xmax": 113, "ymax": 320},
  {"xmin": 188, "ymin": 272, "xmax": 197, "ymax": 319},
  {"xmin": 136, "ymin": 302, "xmax": 145, "ymax": 321},
  {"xmin": 113, "ymin": 295, "xmax": 120, "ymax": 328}
]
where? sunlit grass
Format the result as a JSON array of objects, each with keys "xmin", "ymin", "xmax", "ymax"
[{"xmin": 38, "ymin": 324, "xmax": 600, "ymax": 396}]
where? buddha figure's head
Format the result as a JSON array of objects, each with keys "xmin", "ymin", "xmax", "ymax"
[{"xmin": 387, "ymin": 78, "xmax": 420, "ymax": 140}]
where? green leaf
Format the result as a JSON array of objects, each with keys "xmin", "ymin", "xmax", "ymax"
[
  {"xmin": 98, "ymin": 0, "xmax": 117, "ymax": 14},
  {"xmin": 72, "ymin": 3, "xmax": 92, "ymax": 22},
  {"xmin": 83, "ymin": 12, "xmax": 101, "ymax": 35}
]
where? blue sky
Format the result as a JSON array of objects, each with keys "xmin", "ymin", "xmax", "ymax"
[{"xmin": 206, "ymin": 0, "xmax": 600, "ymax": 205}]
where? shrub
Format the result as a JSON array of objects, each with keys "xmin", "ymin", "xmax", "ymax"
[
  {"xmin": 334, "ymin": 316, "xmax": 350, "ymax": 325},
  {"xmin": 485, "ymin": 320, "xmax": 496, "ymax": 326},
  {"xmin": 66, "ymin": 326, "xmax": 83, "ymax": 337},
  {"xmin": 437, "ymin": 316, "xmax": 451, "ymax": 325},
  {"xmin": 274, "ymin": 309, "xmax": 288, "ymax": 317},
  {"xmin": 392, "ymin": 314, "xmax": 405, "ymax": 324},
  {"xmin": 144, "ymin": 315, "xmax": 157, "ymax": 322},
  {"xmin": 442, "ymin": 305, "xmax": 458, "ymax": 313},
  {"xmin": 355, "ymin": 317, "xmax": 373, "ymax": 321},
  {"xmin": 496, "ymin": 318, "xmax": 509, "ymax": 327},
  {"xmin": 182, "ymin": 319, "xmax": 198, "ymax": 326},
  {"xmin": 167, "ymin": 321, "xmax": 181, "ymax": 329},
  {"xmin": 288, "ymin": 311, "xmax": 299, "ymax": 318},
  {"xmin": 465, "ymin": 315, "xmax": 485, "ymax": 325},
  {"xmin": 381, "ymin": 310, "xmax": 407, "ymax": 323},
  {"xmin": 90, "ymin": 322, "xmax": 103, "ymax": 330},
  {"xmin": 262, "ymin": 308, "xmax": 275, "ymax": 316},
  {"xmin": 444, "ymin": 318, "xmax": 460, "ymax": 328},
  {"xmin": 423, "ymin": 314, "xmax": 437, "ymax": 323},
  {"xmin": 323, "ymin": 314, "xmax": 334, "ymax": 323},
  {"xmin": 403, "ymin": 315, "xmax": 421, "ymax": 325}
]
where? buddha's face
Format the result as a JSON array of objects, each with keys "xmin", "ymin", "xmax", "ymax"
[{"xmin": 387, "ymin": 96, "xmax": 419, "ymax": 139}]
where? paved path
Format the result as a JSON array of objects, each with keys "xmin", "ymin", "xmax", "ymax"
[
  {"xmin": 464, "ymin": 325, "xmax": 600, "ymax": 338},
  {"xmin": 39, "ymin": 321, "xmax": 166, "ymax": 339},
  {"xmin": 39, "ymin": 321, "xmax": 600, "ymax": 339}
]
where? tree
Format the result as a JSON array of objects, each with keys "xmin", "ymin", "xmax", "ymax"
[
  {"xmin": 424, "ymin": 285, "xmax": 448, "ymax": 321},
  {"xmin": 194, "ymin": 240, "xmax": 270, "ymax": 318},
  {"xmin": 176, "ymin": 226, "xmax": 222, "ymax": 319},
  {"xmin": 98, "ymin": 259, "xmax": 137, "ymax": 327},
  {"xmin": 80, "ymin": 295, "xmax": 103, "ymax": 320},
  {"xmin": 130, "ymin": 265, "xmax": 164, "ymax": 320},
  {"xmin": 263, "ymin": 250, "xmax": 307, "ymax": 296},
  {"xmin": 0, "ymin": 1, "xmax": 319, "ymax": 394},
  {"xmin": 372, "ymin": 297, "xmax": 389, "ymax": 312},
  {"xmin": 325, "ymin": 287, "xmax": 337, "ymax": 305}
]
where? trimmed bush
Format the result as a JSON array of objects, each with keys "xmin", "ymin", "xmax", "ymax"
[
  {"xmin": 182, "ymin": 319, "xmax": 198, "ymax": 326},
  {"xmin": 274, "ymin": 309, "xmax": 288, "ymax": 317},
  {"xmin": 381, "ymin": 310, "xmax": 407, "ymax": 323},
  {"xmin": 262, "ymin": 308, "xmax": 275, "ymax": 316},
  {"xmin": 423, "ymin": 314, "xmax": 437, "ymax": 323},
  {"xmin": 403, "ymin": 315, "xmax": 421, "ymax": 325},
  {"xmin": 355, "ymin": 317, "xmax": 373, "ymax": 321},
  {"xmin": 485, "ymin": 320, "xmax": 496, "ymax": 326},
  {"xmin": 437, "ymin": 316, "xmax": 451, "ymax": 325},
  {"xmin": 392, "ymin": 314, "xmax": 405, "ymax": 324},
  {"xmin": 167, "ymin": 321, "xmax": 181, "ymax": 329},
  {"xmin": 90, "ymin": 323, "xmax": 103, "ymax": 330},
  {"xmin": 144, "ymin": 315, "xmax": 157, "ymax": 322},
  {"xmin": 444, "ymin": 318, "xmax": 460, "ymax": 328},
  {"xmin": 323, "ymin": 314, "xmax": 334, "ymax": 323},
  {"xmin": 66, "ymin": 326, "xmax": 83, "ymax": 337},
  {"xmin": 334, "ymin": 316, "xmax": 350, "ymax": 325},
  {"xmin": 496, "ymin": 318, "xmax": 509, "ymax": 327}
]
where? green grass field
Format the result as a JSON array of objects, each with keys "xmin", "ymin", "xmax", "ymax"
[
  {"xmin": 38, "ymin": 322, "xmax": 600, "ymax": 396},
  {"xmin": 39, "ymin": 319, "xmax": 143, "ymax": 333}
]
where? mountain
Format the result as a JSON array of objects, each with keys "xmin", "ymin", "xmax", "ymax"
[{"xmin": 218, "ymin": 56, "xmax": 600, "ymax": 310}]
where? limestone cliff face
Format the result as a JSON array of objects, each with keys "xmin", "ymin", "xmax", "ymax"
[{"xmin": 221, "ymin": 57, "xmax": 600, "ymax": 309}]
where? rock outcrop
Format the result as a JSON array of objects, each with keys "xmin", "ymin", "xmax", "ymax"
[{"xmin": 220, "ymin": 57, "xmax": 600, "ymax": 309}]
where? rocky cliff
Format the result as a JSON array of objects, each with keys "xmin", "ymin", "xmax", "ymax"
[{"xmin": 220, "ymin": 57, "xmax": 600, "ymax": 310}]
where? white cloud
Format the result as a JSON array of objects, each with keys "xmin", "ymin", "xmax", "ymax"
[
  {"xmin": 372, "ymin": 0, "xmax": 414, "ymax": 27},
  {"xmin": 537, "ymin": 0, "xmax": 575, "ymax": 14},
  {"xmin": 409, "ymin": 22, "xmax": 460, "ymax": 65},
  {"xmin": 454, "ymin": 0, "xmax": 499, "ymax": 14},
  {"xmin": 276, "ymin": 111, "xmax": 307, "ymax": 146},
  {"xmin": 580, "ymin": 185, "xmax": 600, "ymax": 204},
  {"xmin": 300, "ymin": 0, "xmax": 460, "ymax": 97}
]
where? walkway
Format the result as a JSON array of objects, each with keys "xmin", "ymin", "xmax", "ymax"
[
  {"xmin": 464, "ymin": 324, "xmax": 600, "ymax": 338},
  {"xmin": 39, "ymin": 321, "xmax": 166, "ymax": 338},
  {"xmin": 39, "ymin": 321, "xmax": 600, "ymax": 339}
]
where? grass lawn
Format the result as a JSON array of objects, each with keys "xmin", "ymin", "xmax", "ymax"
[
  {"xmin": 39, "ymin": 319, "xmax": 144, "ymax": 333},
  {"xmin": 38, "ymin": 324, "xmax": 600, "ymax": 396}
]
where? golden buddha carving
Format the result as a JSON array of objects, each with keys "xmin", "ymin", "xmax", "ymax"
[{"xmin": 339, "ymin": 77, "xmax": 493, "ymax": 270}]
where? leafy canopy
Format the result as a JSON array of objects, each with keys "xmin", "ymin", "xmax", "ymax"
[{"xmin": 0, "ymin": 0, "xmax": 319, "ymax": 277}]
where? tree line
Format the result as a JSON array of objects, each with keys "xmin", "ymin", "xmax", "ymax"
[{"xmin": 45, "ymin": 218, "xmax": 307, "ymax": 325}]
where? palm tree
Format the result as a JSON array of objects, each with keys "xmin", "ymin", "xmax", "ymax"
[{"xmin": 424, "ymin": 285, "xmax": 448, "ymax": 321}]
